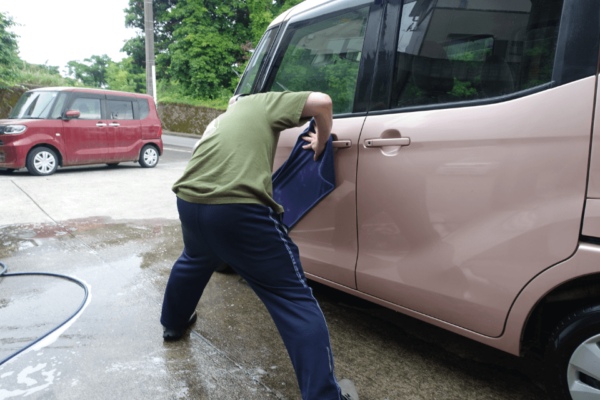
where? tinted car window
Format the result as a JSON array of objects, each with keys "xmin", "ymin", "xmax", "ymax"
[
  {"xmin": 138, "ymin": 99, "xmax": 150, "ymax": 119},
  {"xmin": 70, "ymin": 98, "xmax": 102, "ymax": 120},
  {"xmin": 391, "ymin": 0, "xmax": 564, "ymax": 109},
  {"xmin": 269, "ymin": 6, "xmax": 370, "ymax": 114},
  {"xmin": 108, "ymin": 100, "xmax": 134, "ymax": 120}
]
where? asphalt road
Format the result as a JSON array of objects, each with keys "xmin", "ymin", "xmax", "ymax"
[{"xmin": 0, "ymin": 136, "xmax": 550, "ymax": 399}]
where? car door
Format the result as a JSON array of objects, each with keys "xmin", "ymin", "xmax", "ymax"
[
  {"xmin": 62, "ymin": 93, "xmax": 108, "ymax": 165},
  {"xmin": 259, "ymin": 0, "xmax": 382, "ymax": 288},
  {"xmin": 355, "ymin": 0, "xmax": 597, "ymax": 337},
  {"xmin": 106, "ymin": 95, "xmax": 142, "ymax": 161}
]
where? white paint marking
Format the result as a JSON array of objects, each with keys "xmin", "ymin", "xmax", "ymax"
[{"xmin": 163, "ymin": 147, "xmax": 191, "ymax": 153}]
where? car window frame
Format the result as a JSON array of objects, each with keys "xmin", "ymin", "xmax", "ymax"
[
  {"xmin": 235, "ymin": 25, "xmax": 281, "ymax": 96},
  {"xmin": 106, "ymin": 95, "xmax": 139, "ymax": 120},
  {"xmin": 137, "ymin": 98, "xmax": 151, "ymax": 120},
  {"xmin": 67, "ymin": 93, "xmax": 106, "ymax": 120},
  {"xmin": 261, "ymin": 0, "xmax": 383, "ymax": 118},
  {"xmin": 366, "ymin": 0, "xmax": 600, "ymax": 116}
]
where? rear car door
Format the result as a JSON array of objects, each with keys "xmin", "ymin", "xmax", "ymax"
[
  {"xmin": 106, "ymin": 95, "xmax": 142, "ymax": 161},
  {"xmin": 355, "ymin": 0, "xmax": 598, "ymax": 336},
  {"xmin": 259, "ymin": 0, "xmax": 381, "ymax": 288},
  {"xmin": 62, "ymin": 93, "xmax": 108, "ymax": 165}
]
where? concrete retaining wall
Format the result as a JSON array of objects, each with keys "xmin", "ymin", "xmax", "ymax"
[
  {"xmin": 0, "ymin": 86, "xmax": 223, "ymax": 136},
  {"xmin": 157, "ymin": 102, "xmax": 224, "ymax": 136}
]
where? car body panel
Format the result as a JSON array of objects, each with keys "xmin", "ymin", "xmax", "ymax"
[
  {"xmin": 585, "ymin": 75, "xmax": 600, "ymax": 198},
  {"xmin": 582, "ymin": 199, "xmax": 600, "ymax": 237},
  {"xmin": 0, "ymin": 119, "xmax": 65, "ymax": 168},
  {"xmin": 355, "ymin": 76, "xmax": 596, "ymax": 337},
  {"xmin": 274, "ymin": 116, "xmax": 366, "ymax": 288},
  {"xmin": 307, "ymin": 241, "xmax": 600, "ymax": 356}
]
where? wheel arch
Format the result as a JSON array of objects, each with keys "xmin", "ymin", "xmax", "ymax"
[
  {"xmin": 27, "ymin": 143, "xmax": 64, "ymax": 167},
  {"xmin": 142, "ymin": 141, "xmax": 162, "ymax": 156},
  {"xmin": 521, "ymin": 273, "xmax": 600, "ymax": 358}
]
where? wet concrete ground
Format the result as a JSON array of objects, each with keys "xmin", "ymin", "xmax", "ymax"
[{"xmin": 0, "ymin": 138, "xmax": 550, "ymax": 399}]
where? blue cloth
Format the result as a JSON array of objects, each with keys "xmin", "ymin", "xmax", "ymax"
[
  {"xmin": 161, "ymin": 199, "xmax": 342, "ymax": 400},
  {"xmin": 272, "ymin": 119, "xmax": 336, "ymax": 229}
]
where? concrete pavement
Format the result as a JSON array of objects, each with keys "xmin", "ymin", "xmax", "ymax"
[{"xmin": 0, "ymin": 136, "xmax": 550, "ymax": 399}]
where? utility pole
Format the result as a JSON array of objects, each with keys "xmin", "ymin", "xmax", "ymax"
[{"xmin": 144, "ymin": 0, "xmax": 156, "ymax": 103}]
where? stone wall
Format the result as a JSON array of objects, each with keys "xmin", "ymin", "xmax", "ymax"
[
  {"xmin": 157, "ymin": 102, "xmax": 225, "ymax": 136},
  {"xmin": 0, "ymin": 86, "xmax": 223, "ymax": 135}
]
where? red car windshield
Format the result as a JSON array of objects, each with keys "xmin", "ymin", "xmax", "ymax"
[{"xmin": 9, "ymin": 91, "xmax": 60, "ymax": 119}]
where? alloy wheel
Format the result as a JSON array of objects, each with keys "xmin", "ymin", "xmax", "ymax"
[
  {"xmin": 33, "ymin": 151, "xmax": 56, "ymax": 174},
  {"xmin": 567, "ymin": 333, "xmax": 600, "ymax": 399}
]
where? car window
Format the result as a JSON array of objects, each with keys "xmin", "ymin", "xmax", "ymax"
[
  {"xmin": 268, "ymin": 6, "xmax": 370, "ymax": 115},
  {"xmin": 391, "ymin": 0, "xmax": 564, "ymax": 109},
  {"xmin": 138, "ymin": 99, "xmax": 150, "ymax": 119},
  {"xmin": 70, "ymin": 98, "xmax": 102, "ymax": 120},
  {"xmin": 237, "ymin": 28, "xmax": 278, "ymax": 95},
  {"xmin": 108, "ymin": 100, "xmax": 134, "ymax": 120},
  {"xmin": 50, "ymin": 92, "xmax": 69, "ymax": 119},
  {"xmin": 9, "ymin": 91, "xmax": 60, "ymax": 119}
]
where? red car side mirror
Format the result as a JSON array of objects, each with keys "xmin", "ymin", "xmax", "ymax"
[{"xmin": 65, "ymin": 110, "xmax": 81, "ymax": 120}]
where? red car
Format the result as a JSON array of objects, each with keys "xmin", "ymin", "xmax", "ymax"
[{"xmin": 0, "ymin": 87, "xmax": 163, "ymax": 176}]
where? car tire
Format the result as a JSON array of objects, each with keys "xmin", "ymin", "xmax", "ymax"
[
  {"xmin": 139, "ymin": 145, "xmax": 159, "ymax": 168},
  {"xmin": 107, "ymin": 163, "xmax": 120, "ymax": 168},
  {"xmin": 545, "ymin": 305, "xmax": 600, "ymax": 400},
  {"xmin": 26, "ymin": 147, "xmax": 58, "ymax": 176}
]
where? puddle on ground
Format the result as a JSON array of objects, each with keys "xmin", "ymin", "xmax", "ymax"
[{"xmin": 0, "ymin": 217, "xmax": 552, "ymax": 400}]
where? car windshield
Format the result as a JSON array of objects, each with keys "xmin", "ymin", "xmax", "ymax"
[
  {"xmin": 9, "ymin": 91, "xmax": 60, "ymax": 119},
  {"xmin": 236, "ymin": 28, "xmax": 278, "ymax": 95}
]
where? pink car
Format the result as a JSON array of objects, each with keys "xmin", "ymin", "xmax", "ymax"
[
  {"xmin": 0, "ymin": 88, "xmax": 163, "ymax": 176},
  {"xmin": 235, "ymin": 0, "xmax": 600, "ymax": 398}
]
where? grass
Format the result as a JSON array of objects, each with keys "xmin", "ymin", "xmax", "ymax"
[
  {"xmin": 9, "ymin": 61, "xmax": 81, "ymax": 87},
  {"xmin": 5, "ymin": 61, "xmax": 230, "ymax": 111},
  {"xmin": 156, "ymin": 79, "xmax": 230, "ymax": 110}
]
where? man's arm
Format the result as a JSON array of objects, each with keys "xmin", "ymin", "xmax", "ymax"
[{"xmin": 301, "ymin": 92, "xmax": 333, "ymax": 161}]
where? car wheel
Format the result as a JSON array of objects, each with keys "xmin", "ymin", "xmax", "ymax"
[
  {"xmin": 26, "ymin": 147, "xmax": 58, "ymax": 176},
  {"xmin": 107, "ymin": 163, "xmax": 120, "ymax": 168},
  {"xmin": 139, "ymin": 145, "xmax": 159, "ymax": 168},
  {"xmin": 545, "ymin": 305, "xmax": 600, "ymax": 400}
]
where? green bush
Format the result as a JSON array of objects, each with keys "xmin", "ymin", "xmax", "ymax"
[{"xmin": 157, "ymin": 79, "xmax": 229, "ymax": 110}]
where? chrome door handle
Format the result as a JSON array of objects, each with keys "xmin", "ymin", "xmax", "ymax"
[
  {"xmin": 332, "ymin": 140, "xmax": 351, "ymax": 148},
  {"xmin": 109, "ymin": 123, "xmax": 120, "ymax": 127},
  {"xmin": 96, "ymin": 123, "xmax": 107, "ymax": 127},
  {"xmin": 365, "ymin": 138, "xmax": 410, "ymax": 147}
]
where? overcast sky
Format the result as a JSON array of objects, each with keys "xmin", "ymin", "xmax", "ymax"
[{"xmin": 3, "ymin": 0, "xmax": 139, "ymax": 76}]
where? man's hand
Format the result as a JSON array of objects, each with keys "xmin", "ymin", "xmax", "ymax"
[
  {"xmin": 302, "ymin": 129, "xmax": 326, "ymax": 161},
  {"xmin": 301, "ymin": 92, "xmax": 332, "ymax": 161}
]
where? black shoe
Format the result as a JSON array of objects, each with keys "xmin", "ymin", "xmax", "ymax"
[
  {"xmin": 339, "ymin": 379, "xmax": 359, "ymax": 400},
  {"xmin": 163, "ymin": 312, "xmax": 197, "ymax": 341}
]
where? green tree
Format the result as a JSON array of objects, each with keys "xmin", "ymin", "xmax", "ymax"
[
  {"xmin": 167, "ymin": 0, "xmax": 252, "ymax": 98},
  {"xmin": 123, "ymin": 0, "xmax": 183, "ymax": 80},
  {"xmin": 120, "ymin": 34, "xmax": 146, "ymax": 75},
  {"xmin": 248, "ymin": 0, "xmax": 302, "ymax": 45},
  {"xmin": 66, "ymin": 55, "xmax": 112, "ymax": 87},
  {"xmin": 106, "ymin": 57, "xmax": 146, "ymax": 93},
  {"xmin": 0, "ymin": 12, "xmax": 20, "ymax": 89}
]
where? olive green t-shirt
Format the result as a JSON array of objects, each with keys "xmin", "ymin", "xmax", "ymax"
[{"xmin": 172, "ymin": 91, "xmax": 312, "ymax": 213}]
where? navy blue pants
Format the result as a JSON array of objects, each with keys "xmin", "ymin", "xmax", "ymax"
[{"xmin": 161, "ymin": 198, "xmax": 341, "ymax": 400}]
